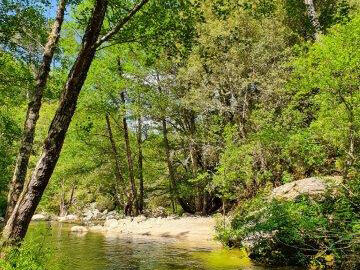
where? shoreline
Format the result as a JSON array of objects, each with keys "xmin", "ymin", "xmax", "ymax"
[
  {"xmin": 69, "ymin": 215, "xmax": 222, "ymax": 248},
  {"xmin": 28, "ymin": 213, "xmax": 223, "ymax": 248}
]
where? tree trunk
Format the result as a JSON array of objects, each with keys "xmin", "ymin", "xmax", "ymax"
[
  {"xmin": 5, "ymin": 0, "xmax": 67, "ymax": 222},
  {"xmin": 1, "ymin": 0, "xmax": 108, "ymax": 247},
  {"xmin": 186, "ymin": 111, "xmax": 204, "ymax": 214},
  {"xmin": 105, "ymin": 113, "xmax": 127, "ymax": 206},
  {"xmin": 121, "ymin": 92, "xmax": 138, "ymax": 216},
  {"xmin": 162, "ymin": 118, "xmax": 194, "ymax": 214},
  {"xmin": 304, "ymin": 0, "xmax": 322, "ymax": 40},
  {"xmin": 59, "ymin": 179, "xmax": 67, "ymax": 217},
  {"xmin": 137, "ymin": 117, "xmax": 144, "ymax": 213}
]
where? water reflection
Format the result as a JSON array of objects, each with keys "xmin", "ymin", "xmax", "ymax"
[{"xmin": 27, "ymin": 222, "xmax": 297, "ymax": 270}]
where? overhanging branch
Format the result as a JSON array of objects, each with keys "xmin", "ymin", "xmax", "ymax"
[{"xmin": 95, "ymin": 0, "xmax": 149, "ymax": 48}]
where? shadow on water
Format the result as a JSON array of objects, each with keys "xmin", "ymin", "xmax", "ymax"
[{"xmin": 26, "ymin": 222, "xmax": 301, "ymax": 270}]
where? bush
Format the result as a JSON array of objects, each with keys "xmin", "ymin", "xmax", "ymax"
[{"xmin": 216, "ymin": 179, "xmax": 360, "ymax": 269}]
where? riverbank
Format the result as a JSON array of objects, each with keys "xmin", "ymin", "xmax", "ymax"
[
  {"xmin": 98, "ymin": 216, "xmax": 216, "ymax": 239},
  {"xmin": 81, "ymin": 216, "xmax": 221, "ymax": 248}
]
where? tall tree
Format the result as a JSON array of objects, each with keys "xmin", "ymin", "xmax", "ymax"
[
  {"xmin": 5, "ymin": 0, "xmax": 67, "ymax": 222},
  {"xmin": 1, "ymin": 0, "xmax": 149, "ymax": 247}
]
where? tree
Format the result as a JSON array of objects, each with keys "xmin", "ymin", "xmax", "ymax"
[
  {"xmin": 1, "ymin": 0, "xmax": 150, "ymax": 247},
  {"xmin": 5, "ymin": 0, "xmax": 67, "ymax": 222}
]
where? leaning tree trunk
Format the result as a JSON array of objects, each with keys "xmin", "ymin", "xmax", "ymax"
[
  {"xmin": 5, "ymin": 0, "xmax": 67, "ymax": 222},
  {"xmin": 304, "ymin": 0, "xmax": 322, "ymax": 40},
  {"xmin": 121, "ymin": 92, "xmax": 138, "ymax": 216},
  {"xmin": 137, "ymin": 117, "xmax": 144, "ymax": 213},
  {"xmin": 1, "ymin": 0, "xmax": 108, "ymax": 247}
]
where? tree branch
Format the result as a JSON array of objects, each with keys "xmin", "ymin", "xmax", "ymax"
[{"xmin": 95, "ymin": 0, "xmax": 149, "ymax": 48}]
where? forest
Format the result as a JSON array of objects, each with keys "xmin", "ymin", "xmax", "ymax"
[{"xmin": 0, "ymin": 0, "xmax": 360, "ymax": 269}]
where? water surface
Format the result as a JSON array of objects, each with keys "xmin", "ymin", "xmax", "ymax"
[{"xmin": 28, "ymin": 222, "xmax": 296, "ymax": 270}]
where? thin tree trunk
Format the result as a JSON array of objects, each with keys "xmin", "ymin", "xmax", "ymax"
[
  {"xmin": 1, "ymin": 0, "xmax": 108, "ymax": 247},
  {"xmin": 68, "ymin": 184, "xmax": 76, "ymax": 209},
  {"xmin": 59, "ymin": 179, "xmax": 67, "ymax": 217},
  {"xmin": 105, "ymin": 113, "xmax": 127, "ymax": 206},
  {"xmin": 162, "ymin": 118, "xmax": 194, "ymax": 214},
  {"xmin": 121, "ymin": 92, "xmax": 138, "ymax": 216},
  {"xmin": 162, "ymin": 118, "xmax": 176, "ymax": 212},
  {"xmin": 137, "ymin": 117, "xmax": 144, "ymax": 213},
  {"xmin": 5, "ymin": 0, "xmax": 67, "ymax": 222},
  {"xmin": 186, "ymin": 111, "xmax": 204, "ymax": 214},
  {"xmin": 338, "ymin": 94, "xmax": 356, "ymax": 180},
  {"xmin": 304, "ymin": 0, "xmax": 322, "ymax": 40}
]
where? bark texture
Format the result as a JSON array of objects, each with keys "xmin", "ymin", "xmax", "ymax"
[
  {"xmin": 5, "ymin": 0, "xmax": 67, "ymax": 222},
  {"xmin": 304, "ymin": 0, "xmax": 322, "ymax": 40},
  {"xmin": 1, "ymin": 0, "xmax": 108, "ymax": 247}
]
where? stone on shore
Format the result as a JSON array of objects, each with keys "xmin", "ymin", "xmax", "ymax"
[
  {"xmin": 104, "ymin": 218, "xmax": 119, "ymax": 229},
  {"xmin": 58, "ymin": 214, "xmax": 79, "ymax": 222},
  {"xmin": 32, "ymin": 213, "xmax": 49, "ymax": 221},
  {"xmin": 133, "ymin": 215, "xmax": 147, "ymax": 223},
  {"xmin": 71, "ymin": 225, "xmax": 88, "ymax": 233}
]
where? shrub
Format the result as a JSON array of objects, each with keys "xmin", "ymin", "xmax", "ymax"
[{"xmin": 216, "ymin": 179, "xmax": 360, "ymax": 269}]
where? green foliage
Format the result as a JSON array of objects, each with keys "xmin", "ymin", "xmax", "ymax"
[
  {"xmin": 1, "ymin": 0, "xmax": 360, "ymax": 267},
  {"xmin": 0, "ymin": 223, "xmax": 56, "ymax": 270},
  {"xmin": 217, "ymin": 179, "xmax": 360, "ymax": 269}
]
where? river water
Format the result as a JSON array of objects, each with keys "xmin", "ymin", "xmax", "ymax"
[{"xmin": 27, "ymin": 222, "xmax": 296, "ymax": 270}]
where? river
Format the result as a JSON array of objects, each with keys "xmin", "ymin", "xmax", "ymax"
[{"xmin": 27, "ymin": 222, "xmax": 297, "ymax": 270}]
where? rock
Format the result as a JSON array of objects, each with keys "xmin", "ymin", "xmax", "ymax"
[
  {"xmin": 152, "ymin": 207, "xmax": 167, "ymax": 218},
  {"xmin": 106, "ymin": 210, "xmax": 121, "ymax": 220},
  {"xmin": 0, "ymin": 217, "xmax": 4, "ymax": 223},
  {"xmin": 271, "ymin": 176, "xmax": 341, "ymax": 201},
  {"xmin": 32, "ymin": 213, "xmax": 49, "ymax": 221},
  {"xmin": 71, "ymin": 226, "xmax": 88, "ymax": 233},
  {"xmin": 104, "ymin": 218, "xmax": 119, "ymax": 229},
  {"xmin": 166, "ymin": 215, "xmax": 178, "ymax": 220},
  {"xmin": 133, "ymin": 215, "xmax": 147, "ymax": 223},
  {"xmin": 58, "ymin": 214, "xmax": 79, "ymax": 222},
  {"xmin": 92, "ymin": 209, "xmax": 101, "ymax": 219},
  {"xmin": 83, "ymin": 211, "xmax": 93, "ymax": 221},
  {"xmin": 83, "ymin": 207, "xmax": 106, "ymax": 221}
]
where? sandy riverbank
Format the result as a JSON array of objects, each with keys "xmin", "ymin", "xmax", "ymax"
[{"xmin": 83, "ymin": 216, "xmax": 221, "ymax": 248}]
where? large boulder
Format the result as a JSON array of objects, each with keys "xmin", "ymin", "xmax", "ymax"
[{"xmin": 271, "ymin": 176, "xmax": 341, "ymax": 201}]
